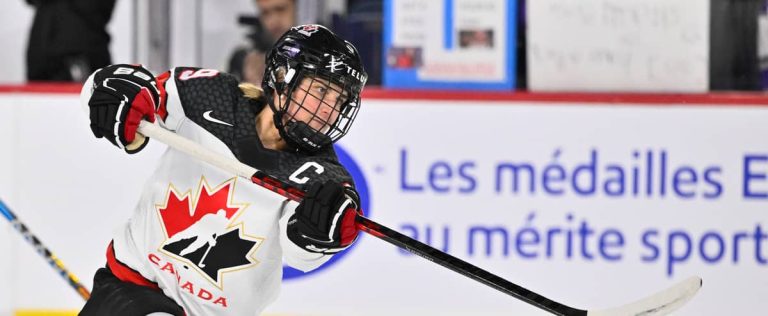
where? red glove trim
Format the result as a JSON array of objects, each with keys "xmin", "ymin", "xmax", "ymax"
[
  {"xmin": 123, "ymin": 87, "xmax": 156, "ymax": 143},
  {"xmin": 339, "ymin": 207, "xmax": 361, "ymax": 247},
  {"xmin": 155, "ymin": 71, "xmax": 171, "ymax": 121}
]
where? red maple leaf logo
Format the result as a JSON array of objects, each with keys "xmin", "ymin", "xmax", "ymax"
[{"xmin": 157, "ymin": 178, "xmax": 246, "ymax": 238}]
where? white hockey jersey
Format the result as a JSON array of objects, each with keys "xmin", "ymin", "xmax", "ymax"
[{"xmin": 81, "ymin": 67, "xmax": 356, "ymax": 315}]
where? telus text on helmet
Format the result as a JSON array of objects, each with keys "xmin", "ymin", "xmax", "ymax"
[{"xmin": 346, "ymin": 66, "xmax": 367, "ymax": 85}]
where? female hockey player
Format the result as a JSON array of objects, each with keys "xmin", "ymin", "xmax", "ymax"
[{"xmin": 78, "ymin": 24, "xmax": 367, "ymax": 315}]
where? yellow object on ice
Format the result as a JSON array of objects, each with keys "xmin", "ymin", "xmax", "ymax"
[{"xmin": 14, "ymin": 310, "xmax": 78, "ymax": 316}]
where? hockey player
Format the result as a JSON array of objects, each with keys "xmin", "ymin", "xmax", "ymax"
[{"xmin": 78, "ymin": 24, "xmax": 367, "ymax": 315}]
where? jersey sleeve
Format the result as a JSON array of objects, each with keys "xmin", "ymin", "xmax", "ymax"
[{"xmin": 156, "ymin": 67, "xmax": 241, "ymax": 133}]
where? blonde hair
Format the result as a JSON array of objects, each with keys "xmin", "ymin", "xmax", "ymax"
[{"xmin": 239, "ymin": 82, "xmax": 264, "ymax": 99}]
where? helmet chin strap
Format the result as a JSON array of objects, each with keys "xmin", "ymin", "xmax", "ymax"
[{"xmin": 283, "ymin": 120, "xmax": 332, "ymax": 153}]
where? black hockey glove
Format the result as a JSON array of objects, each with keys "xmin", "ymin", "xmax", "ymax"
[
  {"xmin": 87, "ymin": 64, "xmax": 159, "ymax": 154},
  {"xmin": 288, "ymin": 180, "xmax": 362, "ymax": 254}
]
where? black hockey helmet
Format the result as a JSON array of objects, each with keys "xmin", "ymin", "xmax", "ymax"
[{"xmin": 262, "ymin": 24, "xmax": 368, "ymax": 153}]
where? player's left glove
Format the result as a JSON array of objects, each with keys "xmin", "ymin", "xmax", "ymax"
[{"xmin": 287, "ymin": 180, "xmax": 362, "ymax": 254}]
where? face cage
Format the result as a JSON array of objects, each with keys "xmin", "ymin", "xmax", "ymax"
[{"xmin": 274, "ymin": 67, "xmax": 361, "ymax": 149}]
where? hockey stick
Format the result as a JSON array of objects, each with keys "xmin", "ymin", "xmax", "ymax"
[
  {"xmin": 197, "ymin": 235, "xmax": 217, "ymax": 268},
  {"xmin": 0, "ymin": 199, "xmax": 91, "ymax": 300},
  {"xmin": 137, "ymin": 121, "xmax": 701, "ymax": 315}
]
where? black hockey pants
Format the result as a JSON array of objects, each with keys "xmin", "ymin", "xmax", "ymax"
[{"xmin": 79, "ymin": 267, "xmax": 185, "ymax": 316}]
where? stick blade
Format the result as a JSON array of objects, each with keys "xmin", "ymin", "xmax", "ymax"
[{"xmin": 587, "ymin": 276, "xmax": 702, "ymax": 316}]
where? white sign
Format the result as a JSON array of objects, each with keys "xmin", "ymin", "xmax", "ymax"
[{"xmin": 527, "ymin": 0, "xmax": 710, "ymax": 92}]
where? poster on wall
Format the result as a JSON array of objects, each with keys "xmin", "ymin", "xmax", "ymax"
[{"xmin": 383, "ymin": 0, "xmax": 517, "ymax": 90}]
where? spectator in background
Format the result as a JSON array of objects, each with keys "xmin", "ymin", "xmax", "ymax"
[
  {"xmin": 257, "ymin": 0, "xmax": 297, "ymax": 43},
  {"xmin": 228, "ymin": 0, "xmax": 297, "ymax": 84},
  {"xmin": 25, "ymin": 0, "xmax": 116, "ymax": 82}
]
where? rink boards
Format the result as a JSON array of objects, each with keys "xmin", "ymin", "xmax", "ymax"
[{"xmin": 0, "ymin": 89, "xmax": 766, "ymax": 315}]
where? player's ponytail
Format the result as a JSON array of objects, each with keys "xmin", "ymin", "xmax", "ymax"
[{"xmin": 238, "ymin": 82, "xmax": 263, "ymax": 99}]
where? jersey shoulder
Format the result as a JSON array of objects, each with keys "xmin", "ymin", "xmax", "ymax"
[
  {"xmin": 169, "ymin": 67, "xmax": 259, "ymax": 149},
  {"xmin": 171, "ymin": 67, "xmax": 241, "ymax": 119}
]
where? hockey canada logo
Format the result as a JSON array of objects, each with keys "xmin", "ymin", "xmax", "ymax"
[
  {"xmin": 156, "ymin": 177, "xmax": 262, "ymax": 288},
  {"xmin": 295, "ymin": 24, "xmax": 320, "ymax": 37}
]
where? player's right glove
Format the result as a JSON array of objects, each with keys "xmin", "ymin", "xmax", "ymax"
[
  {"xmin": 86, "ymin": 64, "xmax": 159, "ymax": 154},
  {"xmin": 287, "ymin": 180, "xmax": 362, "ymax": 254}
]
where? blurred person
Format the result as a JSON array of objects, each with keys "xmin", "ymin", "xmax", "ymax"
[
  {"xmin": 257, "ymin": 0, "xmax": 297, "ymax": 43},
  {"xmin": 229, "ymin": 0, "xmax": 297, "ymax": 84},
  {"xmin": 227, "ymin": 16, "xmax": 271, "ymax": 85},
  {"xmin": 25, "ymin": 0, "xmax": 115, "ymax": 81},
  {"xmin": 78, "ymin": 25, "xmax": 368, "ymax": 315}
]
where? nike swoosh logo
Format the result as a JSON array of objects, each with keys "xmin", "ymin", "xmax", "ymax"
[{"xmin": 202, "ymin": 110, "xmax": 233, "ymax": 126}]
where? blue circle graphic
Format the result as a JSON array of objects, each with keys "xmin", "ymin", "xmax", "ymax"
[{"xmin": 282, "ymin": 144, "xmax": 370, "ymax": 280}]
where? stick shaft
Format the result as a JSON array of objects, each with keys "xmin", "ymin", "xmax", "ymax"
[
  {"xmin": 354, "ymin": 215, "xmax": 585, "ymax": 315},
  {"xmin": 0, "ymin": 199, "xmax": 91, "ymax": 300},
  {"xmin": 138, "ymin": 121, "xmax": 583, "ymax": 315}
]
